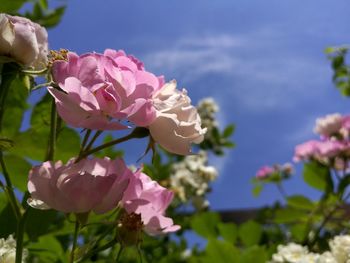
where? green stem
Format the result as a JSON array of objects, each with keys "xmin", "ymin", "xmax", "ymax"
[
  {"xmin": 115, "ymin": 246, "xmax": 124, "ymax": 262},
  {"xmin": 78, "ymin": 131, "xmax": 138, "ymax": 161},
  {"xmin": 276, "ymin": 182, "xmax": 287, "ymax": 200},
  {"xmin": 70, "ymin": 220, "xmax": 80, "ymax": 263},
  {"xmin": 0, "ymin": 151, "xmax": 21, "ymax": 220},
  {"xmin": 83, "ymin": 130, "xmax": 102, "ymax": 153},
  {"xmin": 45, "ymin": 99, "xmax": 57, "ymax": 161},
  {"xmin": 78, "ymin": 239, "xmax": 117, "ymax": 262},
  {"xmin": 0, "ymin": 63, "xmax": 17, "ymax": 132},
  {"xmin": 15, "ymin": 209, "xmax": 29, "ymax": 263}
]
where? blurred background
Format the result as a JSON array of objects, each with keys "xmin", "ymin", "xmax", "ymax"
[{"xmin": 30, "ymin": 0, "xmax": 350, "ymax": 209}]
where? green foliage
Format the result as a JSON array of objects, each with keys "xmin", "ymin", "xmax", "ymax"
[
  {"xmin": 240, "ymin": 246, "xmax": 268, "ymax": 263},
  {"xmin": 202, "ymin": 239, "xmax": 240, "ymax": 263},
  {"xmin": 218, "ymin": 222, "xmax": 238, "ymax": 244},
  {"xmin": 0, "ymin": 0, "xmax": 26, "ymax": 13},
  {"xmin": 2, "ymin": 154, "xmax": 31, "ymax": 192},
  {"xmin": 191, "ymin": 212, "xmax": 220, "ymax": 239},
  {"xmin": 286, "ymin": 195, "xmax": 315, "ymax": 210},
  {"xmin": 303, "ymin": 161, "xmax": 333, "ymax": 192},
  {"xmin": 326, "ymin": 46, "xmax": 350, "ymax": 96},
  {"xmin": 27, "ymin": 235, "xmax": 67, "ymax": 262},
  {"xmin": 238, "ymin": 220, "xmax": 262, "ymax": 246}
]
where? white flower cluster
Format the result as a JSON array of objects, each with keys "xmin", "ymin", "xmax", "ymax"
[
  {"xmin": 313, "ymin": 113, "xmax": 343, "ymax": 137},
  {"xmin": 170, "ymin": 150, "xmax": 218, "ymax": 209},
  {"xmin": 196, "ymin": 97, "xmax": 219, "ymax": 139},
  {"xmin": 0, "ymin": 235, "xmax": 27, "ymax": 263},
  {"xmin": 270, "ymin": 235, "xmax": 350, "ymax": 263}
]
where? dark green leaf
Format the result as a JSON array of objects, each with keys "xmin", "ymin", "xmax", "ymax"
[
  {"xmin": 28, "ymin": 235, "xmax": 66, "ymax": 262},
  {"xmin": 223, "ymin": 124, "xmax": 235, "ymax": 138},
  {"xmin": 0, "ymin": 192, "xmax": 17, "ymax": 237},
  {"xmin": 290, "ymin": 224, "xmax": 308, "ymax": 242},
  {"xmin": 303, "ymin": 161, "xmax": 333, "ymax": 192},
  {"xmin": 274, "ymin": 207, "xmax": 307, "ymax": 223},
  {"xmin": 238, "ymin": 220, "xmax": 262, "ymax": 246},
  {"xmin": 287, "ymin": 195, "xmax": 315, "ymax": 210},
  {"xmin": 240, "ymin": 246, "xmax": 268, "ymax": 263},
  {"xmin": 191, "ymin": 212, "xmax": 220, "ymax": 239},
  {"xmin": 3, "ymin": 154, "xmax": 31, "ymax": 192},
  {"xmin": 0, "ymin": 0, "xmax": 26, "ymax": 12},
  {"xmin": 218, "ymin": 222, "xmax": 237, "ymax": 244},
  {"xmin": 56, "ymin": 128, "xmax": 80, "ymax": 162},
  {"xmin": 0, "ymin": 137, "xmax": 14, "ymax": 151},
  {"xmin": 202, "ymin": 239, "xmax": 240, "ymax": 263}
]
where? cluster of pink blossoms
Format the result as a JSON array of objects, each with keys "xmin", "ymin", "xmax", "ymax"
[
  {"xmin": 255, "ymin": 163, "xmax": 293, "ymax": 180},
  {"xmin": 294, "ymin": 113, "xmax": 350, "ymax": 169},
  {"xmin": 0, "ymin": 13, "xmax": 207, "ymax": 237}
]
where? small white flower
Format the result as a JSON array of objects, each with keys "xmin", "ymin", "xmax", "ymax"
[
  {"xmin": 0, "ymin": 235, "xmax": 27, "ymax": 263},
  {"xmin": 329, "ymin": 235, "xmax": 350, "ymax": 263},
  {"xmin": 314, "ymin": 113, "xmax": 342, "ymax": 137}
]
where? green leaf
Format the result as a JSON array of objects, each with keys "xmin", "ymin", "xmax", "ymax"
[
  {"xmin": 28, "ymin": 235, "xmax": 66, "ymax": 262},
  {"xmin": 0, "ymin": 137, "xmax": 14, "ymax": 151},
  {"xmin": 238, "ymin": 220, "xmax": 262, "ymax": 246},
  {"xmin": 25, "ymin": 209, "xmax": 62, "ymax": 240},
  {"xmin": 10, "ymin": 129, "xmax": 47, "ymax": 160},
  {"xmin": 1, "ymin": 69, "xmax": 29, "ymax": 137},
  {"xmin": 31, "ymin": 92, "xmax": 52, "ymax": 134},
  {"xmin": 252, "ymin": 184, "xmax": 263, "ymax": 197},
  {"xmin": 240, "ymin": 246, "xmax": 268, "ymax": 263},
  {"xmin": 191, "ymin": 212, "xmax": 220, "ymax": 239},
  {"xmin": 290, "ymin": 224, "xmax": 308, "ymax": 242},
  {"xmin": 0, "ymin": 0, "xmax": 26, "ymax": 12},
  {"xmin": 218, "ymin": 222, "xmax": 237, "ymax": 244},
  {"xmin": 55, "ymin": 127, "xmax": 80, "ymax": 162},
  {"xmin": 0, "ymin": 192, "xmax": 17, "ymax": 237},
  {"xmin": 202, "ymin": 239, "xmax": 240, "ymax": 263},
  {"xmin": 223, "ymin": 124, "xmax": 235, "ymax": 138},
  {"xmin": 287, "ymin": 195, "xmax": 315, "ymax": 210},
  {"xmin": 3, "ymin": 154, "xmax": 31, "ymax": 192},
  {"xmin": 303, "ymin": 161, "xmax": 333, "ymax": 192},
  {"xmin": 274, "ymin": 207, "xmax": 307, "ymax": 223}
]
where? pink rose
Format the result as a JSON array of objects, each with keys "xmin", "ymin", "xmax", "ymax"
[
  {"xmin": 48, "ymin": 50, "xmax": 163, "ymax": 130},
  {"xmin": 121, "ymin": 170, "xmax": 180, "ymax": 236},
  {"xmin": 293, "ymin": 140, "xmax": 321, "ymax": 162},
  {"xmin": 28, "ymin": 157, "xmax": 131, "ymax": 214},
  {"xmin": 149, "ymin": 80, "xmax": 207, "ymax": 155},
  {"xmin": 256, "ymin": 165, "xmax": 274, "ymax": 179},
  {"xmin": 0, "ymin": 14, "xmax": 48, "ymax": 69}
]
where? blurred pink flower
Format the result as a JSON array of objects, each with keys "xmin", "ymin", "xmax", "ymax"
[
  {"xmin": 314, "ymin": 113, "xmax": 342, "ymax": 137},
  {"xmin": 256, "ymin": 165, "xmax": 275, "ymax": 179},
  {"xmin": 28, "ymin": 157, "xmax": 131, "ymax": 214},
  {"xmin": 122, "ymin": 170, "xmax": 180, "ymax": 235},
  {"xmin": 0, "ymin": 14, "xmax": 48, "ymax": 69},
  {"xmin": 293, "ymin": 140, "xmax": 321, "ymax": 162},
  {"xmin": 149, "ymin": 80, "xmax": 206, "ymax": 155},
  {"xmin": 48, "ymin": 50, "xmax": 163, "ymax": 130}
]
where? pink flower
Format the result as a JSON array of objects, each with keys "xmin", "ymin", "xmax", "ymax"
[
  {"xmin": 0, "ymin": 14, "xmax": 48, "ymax": 69},
  {"xmin": 48, "ymin": 50, "xmax": 163, "ymax": 130},
  {"xmin": 121, "ymin": 170, "xmax": 180, "ymax": 236},
  {"xmin": 149, "ymin": 80, "xmax": 207, "ymax": 155},
  {"xmin": 293, "ymin": 140, "xmax": 321, "ymax": 162},
  {"xmin": 28, "ymin": 157, "xmax": 131, "ymax": 214},
  {"xmin": 256, "ymin": 165, "xmax": 275, "ymax": 179}
]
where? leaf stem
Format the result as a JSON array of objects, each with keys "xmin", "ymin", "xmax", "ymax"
[
  {"xmin": 70, "ymin": 220, "xmax": 80, "ymax": 263},
  {"xmin": 0, "ymin": 151, "xmax": 21, "ymax": 220},
  {"xmin": 15, "ymin": 208, "xmax": 29, "ymax": 263},
  {"xmin": 115, "ymin": 246, "xmax": 124, "ymax": 262},
  {"xmin": 45, "ymin": 99, "xmax": 57, "ymax": 161}
]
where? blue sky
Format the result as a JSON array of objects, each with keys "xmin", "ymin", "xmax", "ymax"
[{"xmin": 47, "ymin": 0, "xmax": 350, "ymax": 210}]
